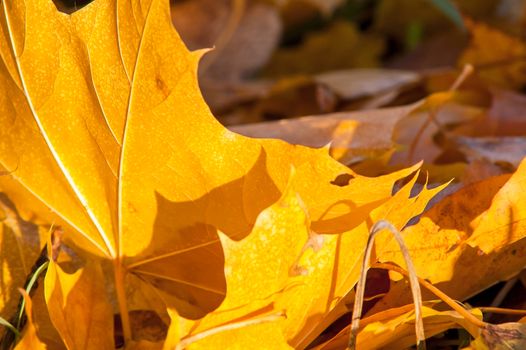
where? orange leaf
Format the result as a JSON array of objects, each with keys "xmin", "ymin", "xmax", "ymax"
[{"xmin": 0, "ymin": 0, "xmax": 426, "ymax": 345}]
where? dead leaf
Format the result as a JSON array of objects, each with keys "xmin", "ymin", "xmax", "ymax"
[
  {"xmin": 232, "ymin": 103, "xmax": 420, "ymax": 163},
  {"xmin": 456, "ymin": 136, "xmax": 526, "ymax": 168},
  {"xmin": 0, "ymin": 0, "xmax": 428, "ymax": 346},
  {"xmin": 459, "ymin": 20, "xmax": 526, "ymax": 89},
  {"xmin": 44, "ymin": 258, "xmax": 114, "ymax": 349},
  {"xmin": 315, "ymin": 304, "xmax": 482, "ymax": 350},
  {"xmin": 264, "ymin": 21, "xmax": 385, "ymax": 77},
  {"xmin": 315, "ymin": 69, "xmax": 420, "ymax": 101},
  {"xmin": 370, "ymin": 158, "xmax": 526, "ymax": 314},
  {"xmin": 278, "ymin": 0, "xmax": 344, "ymax": 16},
  {"xmin": 172, "ymin": 0, "xmax": 282, "ymax": 81},
  {"xmin": 171, "ymin": 169, "xmax": 446, "ymax": 349},
  {"xmin": 472, "ymin": 323, "xmax": 526, "ymax": 350}
]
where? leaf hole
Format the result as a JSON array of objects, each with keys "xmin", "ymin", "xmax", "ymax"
[{"xmin": 330, "ymin": 173, "xmax": 354, "ymax": 187}]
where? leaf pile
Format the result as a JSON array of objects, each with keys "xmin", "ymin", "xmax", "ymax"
[{"xmin": 1, "ymin": 0, "xmax": 526, "ymax": 349}]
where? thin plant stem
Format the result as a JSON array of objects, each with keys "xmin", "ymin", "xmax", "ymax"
[
  {"xmin": 15, "ymin": 261, "xmax": 49, "ymax": 331},
  {"xmin": 176, "ymin": 311, "xmax": 285, "ymax": 349},
  {"xmin": 478, "ymin": 307, "xmax": 526, "ymax": 316},
  {"xmin": 0, "ymin": 317, "xmax": 19, "ymax": 338},
  {"xmin": 372, "ymin": 262, "xmax": 487, "ymax": 329},
  {"xmin": 113, "ymin": 259, "xmax": 132, "ymax": 343},
  {"xmin": 348, "ymin": 220, "xmax": 425, "ymax": 350}
]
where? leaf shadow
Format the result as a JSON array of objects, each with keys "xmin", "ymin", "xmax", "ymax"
[{"xmin": 128, "ymin": 149, "xmax": 282, "ymax": 320}]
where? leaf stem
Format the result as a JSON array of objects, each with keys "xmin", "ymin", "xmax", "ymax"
[{"xmin": 113, "ymin": 259, "xmax": 132, "ymax": 343}]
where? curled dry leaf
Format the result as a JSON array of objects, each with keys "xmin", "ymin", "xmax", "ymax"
[{"xmin": 172, "ymin": 0, "xmax": 282, "ymax": 81}]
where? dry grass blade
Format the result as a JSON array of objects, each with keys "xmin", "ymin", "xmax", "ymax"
[
  {"xmin": 372, "ymin": 262, "xmax": 487, "ymax": 329},
  {"xmin": 348, "ymin": 220, "xmax": 426, "ymax": 350},
  {"xmin": 176, "ymin": 311, "xmax": 286, "ymax": 349}
]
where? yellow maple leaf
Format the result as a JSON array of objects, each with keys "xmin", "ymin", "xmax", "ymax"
[
  {"xmin": 164, "ymin": 171, "xmax": 446, "ymax": 349},
  {"xmin": 0, "ymin": 0, "xmax": 437, "ymax": 347}
]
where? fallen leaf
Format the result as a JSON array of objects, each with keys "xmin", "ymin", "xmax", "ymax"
[
  {"xmin": 456, "ymin": 136, "xmax": 526, "ymax": 168},
  {"xmin": 315, "ymin": 69, "xmax": 420, "ymax": 101},
  {"xmin": 44, "ymin": 258, "xmax": 114, "ymax": 349},
  {"xmin": 232, "ymin": 103, "xmax": 420, "ymax": 163},
  {"xmin": 471, "ymin": 322, "xmax": 526, "ymax": 350},
  {"xmin": 294, "ymin": 0, "xmax": 344, "ymax": 16},
  {"xmin": 369, "ymin": 158, "xmax": 526, "ymax": 314},
  {"xmin": 172, "ymin": 0, "xmax": 282, "ymax": 81},
  {"xmin": 0, "ymin": 0, "xmax": 427, "ymax": 346},
  {"xmin": 315, "ymin": 304, "xmax": 482, "ymax": 350},
  {"xmin": 264, "ymin": 21, "xmax": 384, "ymax": 77},
  {"xmin": 459, "ymin": 20, "xmax": 526, "ymax": 89},
  {"xmin": 172, "ymin": 169, "xmax": 446, "ymax": 349}
]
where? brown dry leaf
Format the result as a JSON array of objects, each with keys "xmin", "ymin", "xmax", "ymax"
[
  {"xmin": 375, "ymin": 0, "xmax": 497, "ymax": 43},
  {"xmin": 369, "ymin": 158, "xmax": 526, "ymax": 314},
  {"xmin": 315, "ymin": 69, "xmax": 420, "ymax": 101},
  {"xmin": 457, "ymin": 89, "xmax": 526, "ymax": 137},
  {"xmin": 315, "ymin": 304, "xmax": 482, "ymax": 350},
  {"xmin": 264, "ymin": 21, "xmax": 384, "ymax": 77},
  {"xmin": 459, "ymin": 20, "xmax": 526, "ymax": 89},
  {"xmin": 172, "ymin": 0, "xmax": 281, "ymax": 82},
  {"xmin": 0, "ymin": 0, "xmax": 430, "ymax": 346},
  {"xmin": 471, "ymin": 323, "xmax": 526, "ymax": 350},
  {"xmin": 277, "ymin": 0, "xmax": 344, "ymax": 16},
  {"xmin": 232, "ymin": 103, "xmax": 420, "ymax": 164},
  {"xmin": 456, "ymin": 136, "xmax": 526, "ymax": 168}
]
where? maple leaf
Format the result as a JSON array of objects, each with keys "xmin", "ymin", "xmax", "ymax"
[
  {"xmin": 0, "ymin": 0, "xmax": 428, "ymax": 345},
  {"xmin": 165, "ymin": 171, "xmax": 446, "ymax": 348}
]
